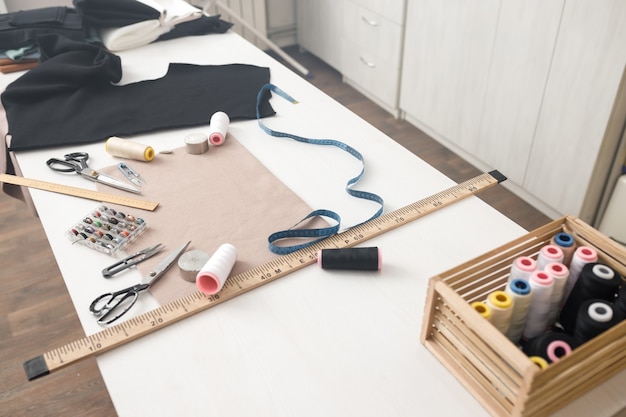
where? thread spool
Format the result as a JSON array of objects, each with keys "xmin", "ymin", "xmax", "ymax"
[
  {"xmin": 209, "ymin": 111, "xmax": 229, "ymax": 145},
  {"xmin": 485, "ymin": 290, "xmax": 514, "ymax": 334},
  {"xmin": 184, "ymin": 133, "xmax": 209, "ymax": 155},
  {"xmin": 318, "ymin": 247, "xmax": 381, "ymax": 271},
  {"xmin": 471, "ymin": 301, "xmax": 492, "ymax": 321},
  {"xmin": 178, "ymin": 249, "xmax": 211, "ymax": 282},
  {"xmin": 505, "ymin": 278, "xmax": 532, "ymax": 344},
  {"xmin": 544, "ymin": 262, "xmax": 569, "ymax": 326},
  {"xmin": 558, "ymin": 263, "xmax": 621, "ymax": 333},
  {"xmin": 529, "ymin": 356, "xmax": 549, "ymax": 370},
  {"xmin": 536, "ymin": 244, "xmax": 564, "ymax": 271},
  {"xmin": 196, "ymin": 243, "xmax": 238, "ymax": 295},
  {"xmin": 105, "ymin": 136, "xmax": 155, "ymax": 161},
  {"xmin": 550, "ymin": 232, "xmax": 576, "ymax": 266},
  {"xmin": 573, "ymin": 299, "xmax": 620, "ymax": 344},
  {"xmin": 508, "ymin": 256, "xmax": 537, "ymax": 283},
  {"xmin": 523, "ymin": 331, "xmax": 577, "ymax": 363},
  {"xmin": 562, "ymin": 246, "xmax": 598, "ymax": 304},
  {"xmin": 614, "ymin": 285, "xmax": 626, "ymax": 320},
  {"xmin": 522, "ymin": 271, "xmax": 554, "ymax": 340}
]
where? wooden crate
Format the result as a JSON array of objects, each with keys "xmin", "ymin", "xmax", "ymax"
[{"xmin": 421, "ymin": 216, "xmax": 626, "ymax": 417}]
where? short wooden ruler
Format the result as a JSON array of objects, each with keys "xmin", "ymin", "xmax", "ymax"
[
  {"xmin": 0, "ymin": 174, "xmax": 159, "ymax": 211},
  {"xmin": 24, "ymin": 170, "xmax": 506, "ymax": 380}
]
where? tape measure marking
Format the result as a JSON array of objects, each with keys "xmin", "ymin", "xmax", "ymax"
[
  {"xmin": 0, "ymin": 173, "xmax": 159, "ymax": 211},
  {"xmin": 23, "ymin": 170, "xmax": 505, "ymax": 380}
]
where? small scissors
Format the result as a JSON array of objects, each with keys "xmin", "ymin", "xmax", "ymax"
[
  {"xmin": 101, "ymin": 243, "xmax": 164, "ymax": 278},
  {"xmin": 46, "ymin": 152, "xmax": 140, "ymax": 194},
  {"xmin": 90, "ymin": 241, "xmax": 191, "ymax": 325}
]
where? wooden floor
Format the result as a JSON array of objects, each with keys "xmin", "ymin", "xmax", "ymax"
[{"xmin": 1, "ymin": 45, "xmax": 619, "ymax": 417}]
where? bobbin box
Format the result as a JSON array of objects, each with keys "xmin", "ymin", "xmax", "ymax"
[{"xmin": 421, "ymin": 216, "xmax": 626, "ymax": 417}]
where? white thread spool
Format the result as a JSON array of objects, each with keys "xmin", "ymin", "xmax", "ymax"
[
  {"xmin": 471, "ymin": 301, "xmax": 492, "ymax": 321},
  {"xmin": 184, "ymin": 132, "xmax": 209, "ymax": 155},
  {"xmin": 178, "ymin": 249, "xmax": 211, "ymax": 282},
  {"xmin": 562, "ymin": 246, "xmax": 598, "ymax": 305},
  {"xmin": 485, "ymin": 290, "xmax": 514, "ymax": 334},
  {"xmin": 544, "ymin": 262, "xmax": 569, "ymax": 325},
  {"xmin": 522, "ymin": 270, "xmax": 555, "ymax": 340},
  {"xmin": 196, "ymin": 243, "xmax": 238, "ymax": 295},
  {"xmin": 505, "ymin": 279, "xmax": 532, "ymax": 344},
  {"xmin": 208, "ymin": 111, "xmax": 229, "ymax": 145},
  {"xmin": 105, "ymin": 136, "xmax": 155, "ymax": 161},
  {"xmin": 508, "ymin": 256, "xmax": 537, "ymax": 283},
  {"xmin": 536, "ymin": 244, "xmax": 564, "ymax": 271}
]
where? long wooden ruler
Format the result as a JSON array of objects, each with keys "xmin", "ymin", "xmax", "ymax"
[
  {"xmin": 0, "ymin": 173, "xmax": 159, "ymax": 211},
  {"xmin": 23, "ymin": 170, "xmax": 506, "ymax": 380}
]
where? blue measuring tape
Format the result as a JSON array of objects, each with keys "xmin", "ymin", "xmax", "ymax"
[{"xmin": 256, "ymin": 83, "xmax": 384, "ymax": 254}]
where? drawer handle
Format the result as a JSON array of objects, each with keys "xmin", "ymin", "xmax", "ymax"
[
  {"xmin": 361, "ymin": 16, "xmax": 379, "ymax": 26},
  {"xmin": 359, "ymin": 56, "xmax": 376, "ymax": 68}
]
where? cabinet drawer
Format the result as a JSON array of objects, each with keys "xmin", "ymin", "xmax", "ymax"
[
  {"xmin": 341, "ymin": 39, "xmax": 400, "ymax": 108},
  {"xmin": 343, "ymin": 0, "xmax": 403, "ymax": 65},
  {"xmin": 351, "ymin": 0, "xmax": 405, "ymax": 24}
]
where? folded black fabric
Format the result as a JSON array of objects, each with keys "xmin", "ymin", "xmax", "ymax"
[
  {"xmin": 158, "ymin": 15, "xmax": 233, "ymax": 41},
  {"xmin": 2, "ymin": 34, "xmax": 275, "ymax": 151},
  {"xmin": 0, "ymin": 7, "xmax": 85, "ymax": 50},
  {"xmin": 73, "ymin": 0, "xmax": 161, "ymax": 28}
]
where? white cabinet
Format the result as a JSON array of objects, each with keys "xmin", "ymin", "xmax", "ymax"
[
  {"xmin": 400, "ymin": 0, "xmax": 626, "ymax": 221},
  {"xmin": 399, "ymin": 0, "xmax": 500, "ymax": 151},
  {"xmin": 296, "ymin": 0, "xmax": 343, "ymax": 71},
  {"xmin": 296, "ymin": 0, "xmax": 406, "ymax": 115}
]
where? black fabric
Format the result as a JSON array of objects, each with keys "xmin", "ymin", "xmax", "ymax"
[
  {"xmin": 2, "ymin": 35, "xmax": 275, "ymax": 151},
  {"xmin": 158, "ymin": 15, "xmax": 233, "ymax": 41},
  {"xmin": 0, "ymin": 7, "xmax": 85, "ymax": 50},
  {"xmin": 73, "ymin": 0, "xmax": 161, "ymax": 28}
]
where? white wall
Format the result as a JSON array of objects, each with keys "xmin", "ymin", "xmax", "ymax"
[{"xmin": 4, "ymin": 0, "xmax": 72, "ymax": 11}]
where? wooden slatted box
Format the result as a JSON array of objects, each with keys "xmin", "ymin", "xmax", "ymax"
[{"xmin": 421, "ymin": 216, "xmax": 626, "ymax": 417}]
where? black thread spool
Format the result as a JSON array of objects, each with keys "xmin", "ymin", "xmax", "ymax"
[
  {"xmin": 614, "ymin": 284, "xmax": 626, "ymax": 320},
  {"xmin": 558, "ymin": 263, "xmax": 621, "ymax": 334},
  {"xmin": 573, "ymin": 299, "xmax": 620, "ymax": 345},
  {"xmin": 318, "ymin": 247, "xmax": 381, "ymax": 271},
  {"xmin": 522, "ymin": 331, "xmax": 578, "ymax": 363}
]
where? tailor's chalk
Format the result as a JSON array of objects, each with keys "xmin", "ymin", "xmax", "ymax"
[
  {"xmin": 317, "ymin": 247, "xmax": 381, "ymax": 271},
  {"xmin": 196, "ymin": 243, "xmax": 237, "ymax": 294}
]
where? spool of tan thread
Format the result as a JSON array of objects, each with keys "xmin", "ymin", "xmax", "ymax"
[{"xmin": 105, "ymin": 136, "xmax": 155, "ymax": 161}]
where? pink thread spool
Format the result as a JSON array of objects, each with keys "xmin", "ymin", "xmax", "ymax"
[
  {"xmin": 536, "ymin": 244, "xmax": 564, "ymax": 271},
  {"xmin": 508, "ymin": 256, "xmax": 537, "ymax": 283},
  {"xmin": 209, "ymin": 111, "xmax": 229, "ymax": 146},
  {"xmin": 196, "ymin": 243, "xmax": 237, "ymax": 295}
]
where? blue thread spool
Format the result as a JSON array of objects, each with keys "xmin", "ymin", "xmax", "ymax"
[{"xmin": 318, "ymin": 247, "xmax": 381, "ymax": 271}]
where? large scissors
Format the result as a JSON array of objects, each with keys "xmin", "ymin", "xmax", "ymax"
[
  {"xmin": 89, "ymin": 241, "xmax": 191, "ymax": 325},
  {"xmin": 46, "ymin": 152, "xmax": 140, "ymax": 194}
]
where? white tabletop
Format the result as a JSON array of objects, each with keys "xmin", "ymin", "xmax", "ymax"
[{"xmin": 6, "ymin": 32, "xmax": 626, "ymax": 417}]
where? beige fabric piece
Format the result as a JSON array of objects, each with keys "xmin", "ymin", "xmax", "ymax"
[{"xmin": 98, "ymin": 134, "xmax": 324, "ymax": 305}]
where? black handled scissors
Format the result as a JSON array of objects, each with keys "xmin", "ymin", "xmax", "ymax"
[
  {"xmin": 90, "ymin": 241, "xmax": 191, "ymax": 325},
  {"xmin": 46, "ymin": 152, "xmax": 140, "ymax": 194}
]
